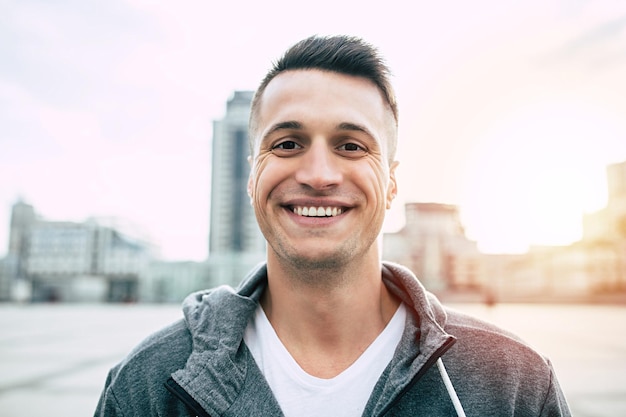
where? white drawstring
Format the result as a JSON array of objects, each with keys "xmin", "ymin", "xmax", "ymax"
[{"xmin": 437, "ymin": 358, "xmax": 467, "ymax": 417}]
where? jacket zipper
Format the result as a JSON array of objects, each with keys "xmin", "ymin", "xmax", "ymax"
[
  {"xmin": 379, "ymin": 337, "xmax": 457, "ymax": 416},
  {"xmin": 164, "ymin": 377, "xmax": 212, "ymax": 417}
]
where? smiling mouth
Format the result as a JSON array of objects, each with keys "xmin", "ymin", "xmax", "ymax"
[{"xmin": 290, "ymin": 206, "xmax": 344, "ymax": 217}]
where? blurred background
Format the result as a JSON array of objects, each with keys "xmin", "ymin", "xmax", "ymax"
[{"xmin": 1, "ymin": 0, "xmax": 625, "ymax": 415}]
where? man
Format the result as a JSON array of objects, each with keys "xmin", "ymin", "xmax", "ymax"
[{"xmin": 95, "ymin": 35, "xmax": 571, "ymax": 416}]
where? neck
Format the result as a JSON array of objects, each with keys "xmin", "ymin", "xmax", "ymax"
[{"xmin": 262, "ymin": 253, "xmax": 399, "ymax": 378}]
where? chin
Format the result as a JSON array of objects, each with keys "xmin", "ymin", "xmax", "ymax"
[{"xmin": 285, "ymin": 245, "xmax": 363, "ymax": 271}]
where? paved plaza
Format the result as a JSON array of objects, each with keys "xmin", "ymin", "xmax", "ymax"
[{"xmin": 0, "ymin": 302, "xmax": 625, "ymax": 416}]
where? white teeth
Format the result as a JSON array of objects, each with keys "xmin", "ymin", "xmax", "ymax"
[{"xmin": 292, "ymin": 206, "xmax": 343, "ymax": 217}]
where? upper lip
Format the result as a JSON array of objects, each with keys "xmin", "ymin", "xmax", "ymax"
[{"xmin": 282, "ymin": 198, "xmax": 352, "ymax": 209}]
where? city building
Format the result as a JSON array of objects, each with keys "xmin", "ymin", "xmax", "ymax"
[
  {"xmin": 583, "ymin": 160, "xmax": 626, "ymax": 243},
  {"xmin": 578, "ymin": 159, "xmax": 626, "ymax": 294},
  {"xmin": 0, "ymin": 256, "xmax": 11, "ymax": 301},
  {"xmin": 486, "ymin": 160, "xmax": 626, "ymax": 302},
  {"xmin": 383, "ymin": 202, "xmax": 482, "ymax": 293},
  {"xmin": 6, "ymin": 200, "xmax": 36, "ymax": 280},
  {"xmin": 1, "ymin": 200, "xmax": 36, "ymax": 301},
  {"xmin": 2, "ymin": 201, "xmax": 155, "ymax": 302},
  {"xmin": 208, "ymin": 91, "xmax": 265, "ymax": 286}
]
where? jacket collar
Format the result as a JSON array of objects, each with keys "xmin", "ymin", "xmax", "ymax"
[
  {"xmin": 171, "ymin": 262, "xmax": 455, "ymax": 416},
  {"xmin": 366, "ymin": 262, "xmax": 456, "ymax": 415}
]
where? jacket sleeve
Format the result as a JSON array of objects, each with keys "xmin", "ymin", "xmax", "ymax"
[
  {"xmin": 539, "ymin": 360, "xmax": 572, "ymax": 417},
  {"xmin": 93, "ymin": 367, "xmax": 126, "ymax": 417}
]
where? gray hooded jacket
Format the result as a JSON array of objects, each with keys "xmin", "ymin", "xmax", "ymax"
[{"xmin": 95, "ymin": 262, "xmax": 571, "ymax": 416}]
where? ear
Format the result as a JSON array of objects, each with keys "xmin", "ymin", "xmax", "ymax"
[{"xmin": 386, "ymin": 161, "xmax": 399, "ymax": 209}]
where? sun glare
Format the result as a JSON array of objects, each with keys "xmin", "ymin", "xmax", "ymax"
[{"xmin": 460, "ymin": 99, "xmax": 623, "ymax": 253}]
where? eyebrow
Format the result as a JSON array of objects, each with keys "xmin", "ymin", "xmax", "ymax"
[
  {"xmin": 337, "ymin": 122, "xmax": 375, "ymax": 139},
  {"xmin": 263, "ymin": 121, "xmax": 303, "ymax": 140}
]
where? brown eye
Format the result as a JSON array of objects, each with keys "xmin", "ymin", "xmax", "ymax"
[
  {"xmin": 338, "ymin": 143, "xmax": 364, "ymax": 152},
  {"xmin": 273, "ymin": 141, "xmax": 300, "ymax": 150}
]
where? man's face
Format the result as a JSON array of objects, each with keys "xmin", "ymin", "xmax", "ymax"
[{"xmin": 248, "ymin": 69, "xmax": 398, "ymax": 269}]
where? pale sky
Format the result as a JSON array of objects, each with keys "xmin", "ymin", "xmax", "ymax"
[{"xmin": 2, "ymin": 0, "xmax": 626, "ymax": 260}]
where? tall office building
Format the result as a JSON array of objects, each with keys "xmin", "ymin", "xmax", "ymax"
[{"xmin": 209, "ymin": 92, "xmax": 265, "ymax": 284}]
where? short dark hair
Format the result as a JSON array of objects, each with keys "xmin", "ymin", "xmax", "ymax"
[{"xmin": 249, "ymin": 35, "xmax": 398, "ymax": 161}]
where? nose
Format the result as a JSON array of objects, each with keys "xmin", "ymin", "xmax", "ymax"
[{"xmin": 294, "ymin": 140, "xmax": 342, "ymax": 190}]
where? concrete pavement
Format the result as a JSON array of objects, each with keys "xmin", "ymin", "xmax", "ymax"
[{"xmin": 0, "ymin": 302, "xmax": 624, "ymax": 416}]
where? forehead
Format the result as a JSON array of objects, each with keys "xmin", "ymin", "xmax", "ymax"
[{"xmin": 255, "ymin": 69, "xmax": 394, "ymax": 143}]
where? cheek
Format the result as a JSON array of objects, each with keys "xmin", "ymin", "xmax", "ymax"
[
  {"xmin": 250, "ymin": 157, "xmax": 282, "ymax": 205},
  {"xmin": 251, "ymin": 173, "xmax": 269, "ymax": 210},
  {"xmin": 365, "ymin": 161, "xmax": 391, "ymax": 202},
  {"xmin": 250, "ymin": 173, "xmax": 273, "ymax": 231}
]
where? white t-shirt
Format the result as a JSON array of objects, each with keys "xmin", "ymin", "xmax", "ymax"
[{"xmin": 243, "ymin": 303, "xmax": 407, "ymax": 417}]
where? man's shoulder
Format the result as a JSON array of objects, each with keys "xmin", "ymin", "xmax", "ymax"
[
  {"xmin": 443, "ymin": 307, "xmax": 526, "ymax": 344},
  {"xmin": 108, "ymin": 283, "xmax": 258, "ymax": 385},
  {"xmin": 436, "ymin": 307, "xmax": 571, "ymax": 414},
  {"xmin": 442, "ymin": 306, "xmax": 554, "ymax": 378},
  {"xmin": 112, "ymin": 319, "xmax": 192, "ymax": 383},
  {"xmin": 95, "ymin": 319, "xmax": 195, "ymax": 415}
]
